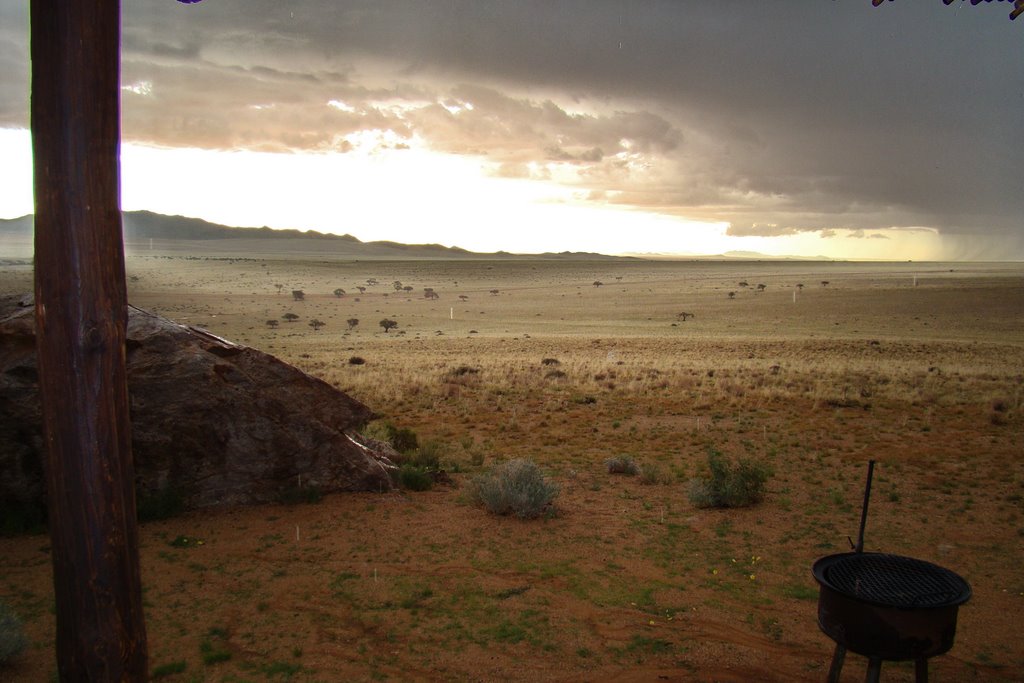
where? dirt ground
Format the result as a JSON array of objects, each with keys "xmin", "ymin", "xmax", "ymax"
[{"xmin": 1, "ymin": 254, "xmax": 1022, "ymax": 682}]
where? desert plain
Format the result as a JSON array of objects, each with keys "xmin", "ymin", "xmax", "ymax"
[{"xmin": 1, "ymin": 248, "xmax": 1022, "ymax": 682}]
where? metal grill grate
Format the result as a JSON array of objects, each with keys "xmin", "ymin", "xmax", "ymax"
[{"xmin": 823, "ymin": 553, "xmax": 971, "ymax": 608}]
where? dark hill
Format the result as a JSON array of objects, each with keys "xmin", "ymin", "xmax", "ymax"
[{"xmin": 1, "ymin": 211, "xmax": 626, "ymax": 261}]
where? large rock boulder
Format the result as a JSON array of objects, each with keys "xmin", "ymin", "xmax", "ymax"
[{"xmin": 0, "ymin": 296, "xmax": 396, "ymax": 514}]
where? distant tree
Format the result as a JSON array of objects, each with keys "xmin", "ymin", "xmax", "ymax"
[
  {"xmin": 424, "ymin": 287, "xmax": 439, "ymax": 300},
  {"xmin": 402, "ymin": 285, "xmax": 413, "ymax": 293},
  {"xmin": 728, "ymin": 291, "xmax": 736, "ymax": 299},
  {"xmin": 821, "ymin": 280, "xmax": 830, "ymax": 287},
  {"xmin": 756, "ymin": 283, "xmax": 767, "ymax": 292},
  {"xmin": 275, "ymin": 283, "xmax": 284, "ymax": 295},
  {"xmin": 366, "ymin": 278, "xmax": 378, "ymax": 286},
  {"xmin": 593, "ymin": 281, "xmax": 603, "ymax": 287},
  {"xmin": 346, "ymin": 317, "xmax": 360, "ymax": 330},
  {"xmin": 292, "ymin": 289, "xmax": 305, "ymax": 301},
  {"xmin": 393, "ymin": 280, "xmax": 403, "ymax": 291},
  {"xmin": 677, "ymin": 311, "xmax": 694, "ymax": 321},
  {"xmin": 356, "ymin": 286, "xmax": 366, "ymax": 294},
  {"xmin": 489, "ymin": 289, "xmax": 500, "ymax": 296},
  {"xmin": 739, "ymin": 281, "xmax": 749, "ymax": 288},
  {"xmin": 283, "ymin": 312, "xmax": 300, "ymax": 323},
  {"xmin": 796, "ymin": 283, "xmax": 804, "ymax": 291},
  {"xmin": 308, "ymin": 318, "xmax": 325, "ymax": 331},
  {"xmin": 265, "ymin": 319, "xmax": 279, "ymax": 329},
  {"xmin": 333, "ymin": 288, "xmax": 346, "ymax": 298},
  {"xmin": 459, "ymin": 295, "xmax": 469, "ymax": 302},
  {"xmin": 380, "ymin": 318, "xmax": 398, "ymax": 333}
]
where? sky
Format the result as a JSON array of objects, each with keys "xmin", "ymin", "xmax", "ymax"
[{"xmin": 0, "ymin": 1, "xmax": 1021, "ymax": 259}]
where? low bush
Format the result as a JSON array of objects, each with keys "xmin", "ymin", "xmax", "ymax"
[
  {"xmin": 278, "ymin": 484, "xmax": 323, "ymax": 505},
  {"xmin": 151, "ymin": 660, "xmax": 187, "ymax": 679},
  {"xmin": 364, "ymin": 421, "xmax": 420, "ymax": 454},
  {"xmin": 688, "ymin": 449, "xmax": 771, "ymax": 508},
  {"xmin": 0, "ymin": 600, "xmax": 28, "ymax": 665},
  {"xmin": 137, "ymin": 486, "xmax": 184, "ymax": 522},
  {"xmin": 605, "ymin": 455, "xmax": 639, "ymax": 476},
  {"xmin": 639, "ymin": 462, "xmax": 665, "ymax": 485},
  {"xmin": 470, "ymin": 459, "xmax": 559, "ymax": 519},
  {"xmin": 407, "ymin": 439, "xmax": 444, "ymax": 469},
  {"xmin": 398, "ymin": 465, "xmax": 433, "ymax": 492}
]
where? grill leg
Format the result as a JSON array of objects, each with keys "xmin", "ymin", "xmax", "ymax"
[
  {"xmin": 915, "ymin": 658, "xmax": 929, "ymax": 683},
  {"xmin": 865, "ymin": 657, "xmax": 882, "ymax": 683},
  {"xmin": 826, "ymin": 643, "xmax": 846, "ymax": 683}
]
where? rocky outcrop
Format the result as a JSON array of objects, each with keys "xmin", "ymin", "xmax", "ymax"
[{"xmin": 0, "ymin": 296, "xmax": 395, "ymax": 512}]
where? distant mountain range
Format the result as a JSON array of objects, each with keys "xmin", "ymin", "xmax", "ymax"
[
  {"xmin": 0, "ymin": 211, "xmax": 625, "ymax": 260},
  {"xmin": 1, "ymin": 211, "xmax": 835, "ymax": 261}
]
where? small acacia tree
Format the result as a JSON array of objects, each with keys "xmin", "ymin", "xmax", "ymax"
[
  {"xmin": 283, "ymin": 312, "xmax": 300, "ymax": 323},
  {"xmin": 292, "ymin": 289, "xmax": 305, "ymax": 301},
  {"xmin": 265, "ymin": 319, "xmax": 279, "ymax": 329},
  {"xmin": 333, "ymin": 288, "xmax": 345, "ymax": 298},
  {"xmin": 308, "ymin": 319, "xmax": 325, "ymax": 331},
  {"xmin": 347, "ymin": 318, "xmax": 359, "ymax": 330},
  {"xmin": 380, "ymin": 318, "xmax": 398, "ymax": 333}
]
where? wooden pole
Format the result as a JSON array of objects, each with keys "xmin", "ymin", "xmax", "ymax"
[{"xmin": 31, "ymin": 1, "xmax": 148, "ymax": 680}]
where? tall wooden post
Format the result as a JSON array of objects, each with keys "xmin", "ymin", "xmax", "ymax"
[{"xmin": 31, "ymin": 1, "xmax": 148, "ymax": 680}]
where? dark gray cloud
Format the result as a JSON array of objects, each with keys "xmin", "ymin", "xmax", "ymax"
[{"xmin": 1, "ymin": 1, "xmax": 1021, "ymax": 252}]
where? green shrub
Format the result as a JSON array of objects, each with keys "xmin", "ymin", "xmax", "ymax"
[
  {"xmin": 398, "ymin": 465, "xmax": 433, "ymax": 492},
  {"xmin": 639, "ymin": 462, "xmax": 665, "ymax": 485},
  {"xmin": 363, "ymin": 421, "xmax": 419, "ymax": 454},
  {"xmin": 470, "ymin": 459, "xmax": 559, "ymax": 519},
  {"xmin": 390, "ymin": 426, "xmax": 419, "ymax": 454},
  {"xmin": 151, "ymin": 660, "xmax": 187, "ymax": 679},
  {"xmin": 688, "ymin": 449, "xmax": 771, "ymax": 508},
  {"xmin": 200, "ymin": 627, "xmax": 231, "ymax": 665},
  {"xmin": 605, "ymin": 455, "xmax": 639, "ymax": 476},
  {"xmin": 407, "ymin": 439, "xmax": 444, "ymax": 469},
  {"xmin": 277, "ymin": 484, "xmax": 323, "ymax": 505},
  {"xmin": 0, "ymin": 600, "xmax": 28, "ymax": 665},
  {"xmin": 137, "ymin": 486, "xmax": 184, "ymax": 522}
]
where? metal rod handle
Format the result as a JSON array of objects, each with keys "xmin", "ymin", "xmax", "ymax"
[{"xmin": 855, "ymin": 460, "xmax": 876, "ymax": 553}]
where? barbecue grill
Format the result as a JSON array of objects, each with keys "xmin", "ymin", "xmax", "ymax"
[{"xmin": 812, "ymin": 462, "xmax": 971, "ymax": 682}]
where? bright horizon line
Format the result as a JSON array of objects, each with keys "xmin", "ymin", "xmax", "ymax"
[
  {"xmin": 0, "ymin": 127, "xmax": 999, "ymax": 261},
  {"xmin": 6, "ymin": 208, "xmax": 1018, "ymax": 263}
]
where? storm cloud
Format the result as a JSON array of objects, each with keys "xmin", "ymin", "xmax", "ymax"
[{"xmin": 1, "ymin": 1, "xmax": 1021, "ymax": 253}]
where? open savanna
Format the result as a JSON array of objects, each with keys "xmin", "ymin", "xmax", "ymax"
[{"xmin": 1, "ymin": 252, "xmax": 1023, "ymax": 682}]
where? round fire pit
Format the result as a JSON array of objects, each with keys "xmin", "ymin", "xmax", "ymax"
[{"xmin": 813, "ymin": 552, "xmax": 972, "ymax": 661}]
